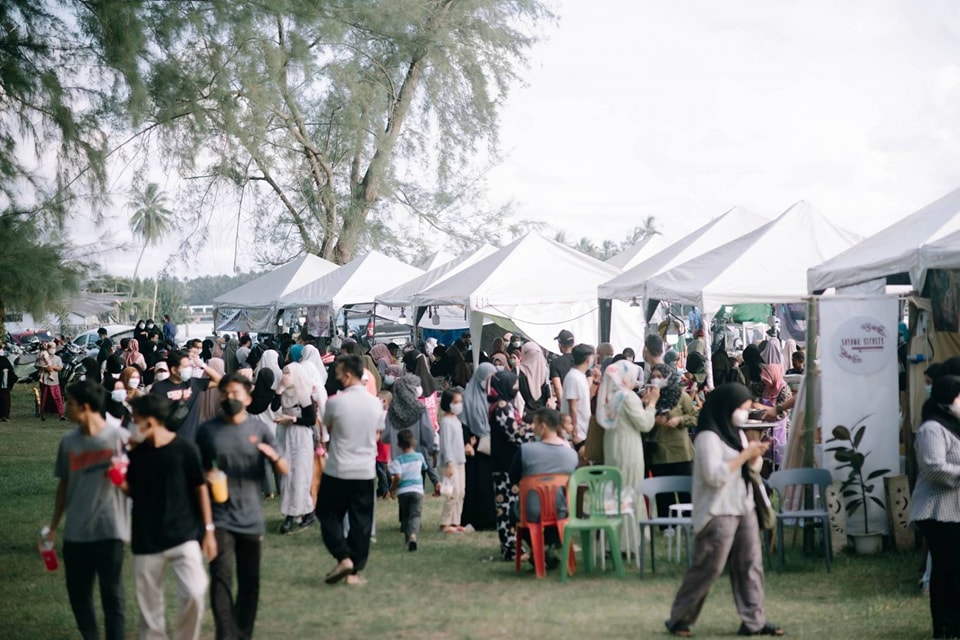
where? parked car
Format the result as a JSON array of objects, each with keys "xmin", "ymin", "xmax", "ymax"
[{"xmin": 72, "ymin": 325, "xmax": 136, "ymax": 359}]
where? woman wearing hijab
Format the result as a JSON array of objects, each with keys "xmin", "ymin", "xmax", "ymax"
[
  {"xmin": 79, "ymin": 356, "xmax": 101, "ymax": 384},
  {"xmin": 197, "ymin": 357, "xmax": 226, "ymax": 424},
  {"xmin": 910, "ymin": 375, "xmax": 960, "ymax": 639},
  {"xmin": 597, "ymin": 361, "xmax": 658, "ymax": 517},
  {"xmin": 276, "ymin": 361, "xmax": 319, "ymax": 534},
  {"xmin": 712, "ymin": 343, "xmax": 744, "ymax": 387},
  {"xmin": 369, "ymin": 343, "xmax": 393, "ymax": 376},
  {"xmin": 647, "ymin": 363, "xmax": 698, "ymax": 517},
  {"xmin": 488, "ymin": 370, "xmax": 533, "ymax": 561},
  {"xmin": 383, "ymin": 373, "xmax": 439, "ymax": 487},
  {"xmin": 123, "ymin": 338, "xmax": 147, "ymax": 372},
  {"xmin": 665, "ymin": 383, "xmax": 782, "ymax": 638},
  {"xmin": 683, "ymin": 352, "xmax": 708, "ymax": 403},
  {"xmin": 490, "ymin": 352, "xmax": 508, "ymax": 372},
  {"xmin": 222, "ymin": 336, "xmax": 240, "ymax": 374},
  {"xmin": 200, "ymin": 339, "xmax": 214, "ymax": 363},
  {"xmin": 518, "ymin": 342, "xmax": 552, "ymax": 421},
  {"xmin": 250, "ymin": 352, "xmax": 283, "ymax": 498},
  {"xmin": 102, "ymin": 354, "xmax": 125, "ymax": 392},
  {"xmin": 740, "ymin": 345, "xmax": 766, "ymax": 400},
  {"xmin": 461, "ymin": 362, "xmax": 498, "ymax": 531},
  {"xmin": 0, "ymin": 347, "xmax": 18, "ymax": 421}
]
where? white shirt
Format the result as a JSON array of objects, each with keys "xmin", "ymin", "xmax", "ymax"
[
  {"xmin": 562, "ymin": 368, "xmax": 591, "ymax": 441},
  {"xmin": 691, "ymin": 430, "xmax": 760, "ymax": 533}
]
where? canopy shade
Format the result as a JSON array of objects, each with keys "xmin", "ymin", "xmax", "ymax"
[
  {"xmin": 213, "ymin": 254, "xmax": 338, "ymax": 308},
  {"xmin": 278, "ymin": 251, "xmax": 423, "ymax": 312},
  {"xmin": 375, "ymin": 245, "xmax": 498, "ymax": 307},
  {"xmin": 599, "ymin": 206, "xmax": 768, "ymax": 300},
  {"xmin": 807, "ymin": 186, "xmax": 960, "ymax": 293},
  {"xmin": 605, "ymin": 231, "xmax": 676, "ymax": 270},
  {"xmin": 646, "ymin": 201, "xmax": 862, "ymax": 316}
]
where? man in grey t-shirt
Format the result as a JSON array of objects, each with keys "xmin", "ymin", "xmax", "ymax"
[
  {"xmin": 45, "ymin": 381, "xmax": 130, "ymax": 640},
  {"xmin": 196, "ymin": 373, "xmax": 288, "ymax": 640}
]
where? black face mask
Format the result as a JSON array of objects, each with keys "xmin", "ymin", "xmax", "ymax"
[{"xmin": 221, "ymin": 398, "xmax": 244, "ymax": 417}]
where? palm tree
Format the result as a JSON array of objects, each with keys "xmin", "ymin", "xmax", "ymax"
[
  {"xmin": 624, "ymin": 215, "xmax": 661, "ymax": 248},
  {"xmin": 128, "ymin": 183, "xmax": 174, "ymax": 282}
]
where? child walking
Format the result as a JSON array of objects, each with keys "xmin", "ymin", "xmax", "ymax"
[
  {"xmin": 388, "ymin": 429, "xmax": 427, "ymax": 551},
  {"xmin": 438, "ymin": 388, "xmax": 467, "ymax": 533}
]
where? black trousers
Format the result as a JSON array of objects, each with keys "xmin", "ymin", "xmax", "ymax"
[
  {"xmin": 62, "ymin": 539, "xmax": 125, "ymax": 640},
  {"xmin": 209, "ymin": 529, "xmax": 262, "ymax": 640},
  {"xmin": 316, "ymin": 475, "xmax": 375, "ymax": 572},
  {"xmin": 919, "ymin": 520, "xmax": 960, "ymax": 639},
  {"xmin": 649, "ymin": 460, "xmax": 694, "ymax": 520},
  {"xmin": 0, "ymin": 388, "xmax": 10, "ymax": 419}
]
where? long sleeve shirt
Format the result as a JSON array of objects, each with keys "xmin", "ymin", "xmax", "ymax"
[{"xmin": 910, "ymin": 419, "xmax": 960, "ymax": 523}]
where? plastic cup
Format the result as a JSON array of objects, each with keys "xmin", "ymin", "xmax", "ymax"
[
  {"xmin": 209, "ymin": 469, "xmax": 228, "ymax": 503},
  {"xmin": 107, "ymin": 456, "xmax": 128, "ymax": 487}
]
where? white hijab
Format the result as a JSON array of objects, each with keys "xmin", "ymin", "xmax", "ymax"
[
  {"xmin": 300, "ymin": 344, "xmax": 328, "ymax": 419},
  {"xmin": 256, "ymin": 349, "xmax": 283, "ymax": 392},
  {"xmin": 280, "ymin": 362, "xmax": 314, "ymax": 409},
  {"xmin": 596, "ymin": 360, "xmax": 641, "ymax": 429}
]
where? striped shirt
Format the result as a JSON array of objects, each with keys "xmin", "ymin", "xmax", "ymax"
[{"xmin": 388, "ymin": 452, "xmax": 427, "ymax": 496}]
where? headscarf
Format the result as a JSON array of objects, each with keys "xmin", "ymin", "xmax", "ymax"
[
  {"xmin": 388, "ymin": 373, "xmax": 425, "ymax": 427},
  {"xmin": 206, "ymin": 357, "xmax": 225, "ymax": 379},
  {"xmin": 201, "ymin": 339, "xmax": 214, "ymax": 362},
  {"xmin": 300, "ymin": 344, "xmax": 328, "ymax": 411},
  {"xmin": 741, "ymin": 345, "xmax": 764, "ymax": 383},
  {"xmin": 760, "ymin": 364, "xmax": 786, "ymax": 405},
  {"xmin": 596, "ymin": 360, "xmax": 641, "ymax": 429},
  {"xmin": 369, "ymin": 343, "xmax": 392, "ymax": 367},
  {"xmin": 280, "ymin": 362, "xmax": 314, "ymax": 409},
  {"xmin": 782, "ymin": 339, "xmax": 798, "ymax": 368},
  {"xmin": 123, "ymin": 339, "xmax": 143, "ymax": 368},
  {"xmin": 463, "ymin": 362, "xmax": 496, "ymax": 437},
  {"xmin": 711, "ymin": 345, "xmax": 737, "ymax": 386},
  {"xmin": 256, "ymin": 349, "xmax": 283, "ymax": 392},
  {"xmin": 249, "ymin": 368, "xmax": 275, "ymax": 415},
  {"xmin": 518, "ymin": 342, "xmax": 548, "ymax": 402},
  {"xmin": 922, "ymin": 375, "xmax": 960, "ymax": 438},
  {"xmin": 761, "ymin": 336, "xmax": 783, "ymax": 367},
  {"xmin": 289, "ymin": 343, "xmax": 304, "ymax": 363},
  {"xmin": 487, "ymin": 370, "xmax": 522, "ymax": 426},
  {"xmin": 696, "ymin": 383, "xmax": 753, "ymax": 481},
  {"xmin": 81, "ymin": 357, "xmax": 100, "ymax": 383},
  {"xmin": 685, "ymin": 352, "xmax": 707, "ymax": 384},
  {"xmin": 402, "ymin": 350, "xmax": 436, "ymax": 396},
  {"xmin": 491, "ymin": 352, "xmax": 508, "ymax": 369},
  {"xmin": 651, "ymin": 363, "xmax": 683, "ymax": 413},
  {"xmin": 222, "ymin": 338, "xmax": 239, "ymax": 372}
]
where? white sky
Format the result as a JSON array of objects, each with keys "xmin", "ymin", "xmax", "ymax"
[{"xmin": 88, "ymin": 0, "xmax": 960, "ymax": 278}]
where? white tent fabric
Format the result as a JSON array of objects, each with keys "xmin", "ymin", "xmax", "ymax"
[
  {"xmin": 413, "ymin": 249, "xmax": 457, "ymax": 272},
  {"xmin": 599, "ymin": 206, "xmax": 768, "ymax": 300},
  {"xmin": 278, "ymin": 251, "xmax": 423, "ymax": 313},
  {"xmin": 605, "ymin": 231, "xmax": 676, "ymax": 270},
  {"xmin": 213, "ymin": 254, "xmax": 339, "ymax": 332},
  {"xmin": 808, "ymin": 187, "xmax": 960, "ymax": 293},
  {"xmin": 646, "ymin": 201, "xmax": 862, "ymax": 316},
  {"xmin": 412, "ymin": 233, "xmax": 645, "ymax": 358},
  {"xmin": 376, "ymin": 245, "xmax": 498, "ymax": 306},
  {"xmin": 922, "ymin": 228, "xmax": 960, "ymax": 274}
]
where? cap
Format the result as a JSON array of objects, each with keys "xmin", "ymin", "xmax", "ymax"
[
  {"xmin": 554, "ymin": 329, "xmax": 575, "ymax": 343},
  {"xmin": 664, "ymin": 349, "xmax": 679, "ymax": 365}
]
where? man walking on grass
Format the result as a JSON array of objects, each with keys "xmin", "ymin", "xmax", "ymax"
[
  {"xmin": 197, "ymin": 373, "xmax": 289, "ymax": 639},
  {"xmin": 45, "ymin": 381, "xmax": 130, "ymax": 640},
  {"xmin": 316, "ymin": 354, "xmax": 383, "ymax": 586}
]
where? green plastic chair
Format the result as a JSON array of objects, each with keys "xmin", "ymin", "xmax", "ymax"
[{"xmin": 560, "ymin": 465, "xmax": 625, "ymax": 581}]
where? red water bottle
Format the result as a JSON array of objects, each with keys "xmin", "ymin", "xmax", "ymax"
[{"xmin": 38, "ymin": 526, "xmax": 58, "ymax": 571}]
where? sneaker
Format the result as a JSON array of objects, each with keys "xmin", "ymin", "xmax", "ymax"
[
  {"xmin": 278, "ymin": 516, "xmax": 296, "ymax": 535},
  {"xmin": 408, "ymin": 540, "xmax": 418, "ymax": 552},
  {"xmin": 298, "ymin": 513, "xmax": 317, "ymax": 530}
]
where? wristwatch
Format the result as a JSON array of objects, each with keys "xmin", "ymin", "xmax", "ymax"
[{"xmin": 205, "ymin": 523, "xmax": 216, "ymax": 532}]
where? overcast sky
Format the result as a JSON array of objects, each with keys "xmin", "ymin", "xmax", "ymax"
[{"xmin": 91, "ymin": 0, "xmax": 960, "ymax": 278}]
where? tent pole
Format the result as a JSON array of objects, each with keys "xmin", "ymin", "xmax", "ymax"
[{"xmin": 802, "ymin": 296, "xmax": 819, "ymax": 552}]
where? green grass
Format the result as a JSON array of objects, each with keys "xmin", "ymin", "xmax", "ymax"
[{"xmin": 0, "ymin": 386, "xmax": 933, "ymax": 639}]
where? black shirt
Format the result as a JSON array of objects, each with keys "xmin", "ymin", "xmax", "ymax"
[
  {"xmin": 549, "ymin": 353, "xmax": 573, "ymax": 387},
  {"xmin": 150, "ymin": 377, "xmax": 211, "ymax": 441},
  {"xmin": 126, "ymin": 436, "xmax": 204, "ymax": 555}
]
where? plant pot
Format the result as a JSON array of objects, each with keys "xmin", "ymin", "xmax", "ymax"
[{"xmin": 850, "ymin": 532, "xmax": 883, "ymax": 555}]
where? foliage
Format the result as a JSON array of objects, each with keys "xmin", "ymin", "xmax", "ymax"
[
  {"xmin": 180, "ymin": 272, "xmax": 265, "ymax": 306},
  {"xmin": 557, "ymin": 215, "xmax": 662, "ymax": 261},
  {"xmin": 102, "ymin": 0, "xmax": 554, "ymax": 264},
  {"xmin": 128, "ymin": 182, "xmax": 175, "ymax": 281},
  {"xmin": 825, "ymin": 417, "xmax": 892, "ymax": 536}
]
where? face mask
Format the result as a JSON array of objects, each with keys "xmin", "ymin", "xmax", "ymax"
[
  {"xmin": 0, "ymin": 349, "xmax": 5, "ymax": 357},
  {"xmin": 127, "ymin": 377, "xmax": 140, "ymax": 389},
  {"xmin": 155, "ymin": 370, "xmax": 170, "ymax": 382},
  {"xmin": 178, "ymin": 366, "xmax": 193, "ymax": 381},
  {"xmin": 511, "ymin": 341, "xmax": 521, "ymax": 349},
  {"xmin": 509, "ymin": 358, "xmax": 518, "ymax": 367},
  {"xmin": 951, "ymin": 398, "xmax": 960, "ymax": 419},
  {"xmin": 146, "ymin": 323, "xmax": 154, "ymax": 329},
  {"xmin": 495, "ymin": 365, "xmax": 505, "ymax": 372},
  {"xmin": 221, "ymin": 398, "xmax": 244, "ymax": 417},
  {"xmin": 732, "ymin": 409, "xmax": 750, "ymax": 427},
  {"xmin": 414, "ymin": 386, "xmax": 423, "ymax": 397},
  {"xmin": 450, "ymin": 402, "xmax": 464, "ymax": 416},
  {"xmin": 111, "ymin": 389, "xmax": 127, "ymax": 403},
  {"xmin": 383, "ymin": 375, "xmax": 395, "ymax": 386},
  {"xmin": 925, "ymin": 384, "xmax": 933, "ymax": 398},
  {"xmin": 130, "ymin": 423, "xmax": 147, "ymax": 443},
  {"xmin": 650, "ymin": 377, "xmax": 667, "ymax": 389}
]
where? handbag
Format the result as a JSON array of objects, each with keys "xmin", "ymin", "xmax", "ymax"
[
  {"xmin": 476, "ymin": 435, "xmax": 491, "ymax": 456},
  {"xmin": 439, "ymin": 478, "xmax": 455, "ymax": 497},
  {"xmin": 748, "ymin": 467, "xmax": 776, "ymax": 530}
]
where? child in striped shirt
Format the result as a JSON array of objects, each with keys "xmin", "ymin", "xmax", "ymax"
[{"xmin": 388, "ymin": 429, "xmax": 427, "ymax": 551}]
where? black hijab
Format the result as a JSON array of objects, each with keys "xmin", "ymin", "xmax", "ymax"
[
  {"xmin": 249, "ymin": 368, "xmax": 276, "ymax": 415},
  {"xmin": 389, "ymin": 373, "xmax": 426, "ymax": 427},
  {"xmin": 696, "ymin": 382, "xmax": 752, "ymax": 453},
  {"xmin": 403, "ymin": 350, "xmax": 437, "ymax": 396},
  {"xmin": 741, "ymin": 345, "xmax": 764, "ymax": 383},
  {"xmin": 81, "ymin": 357, "xmax": 101, "ymax": 383},
  {"xmin": 939, "ymin": 357, "xmax": 960, "ymax": 379},
  {"xmin": 201, "ymin": 339, "xmax": 214, "ymax": 362},
  {"xmin": 922, "ymin": 375, "xmax": 960, "ymax": 438},
  {"xmin": 488, "ymin": 370, "xmax": 519, "ymax": 403}
]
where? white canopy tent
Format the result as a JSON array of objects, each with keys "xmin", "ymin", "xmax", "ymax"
[
  {"xmin": 213, "ymin": 254, "xmax": 338, "ymax": 332},
  {"xmin": 599, "ymin": 205, "xmax": 769, "ymax": 301},
  {"xmin": 605, "ymin": 231, "xmax": 677, "ymax": 270},
  {"xmin": 646, "ymin": 201, "xmax": 862, "ymax": 316},
  {"xmin": 807, "ymin": 186, "xmax": 960, "ymax": 294},
  {"xmin": 278, "ymin": 251, "xmax": 423, "ymax": 316},
  {"xmin": 412, "ymin": 233, "xmax": 646, "ymax": 364},
  {"xmin": 376, "ymin": 245, "xmax": 498, "ymax": 330}
]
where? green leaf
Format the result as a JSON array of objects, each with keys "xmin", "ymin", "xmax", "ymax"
[
  {"xmin": 853, "ymin": 425, "xmax": 866, "ymax": 448},
  {"xmin": 832, "ymin": 425, "xmax": 851, "ymax": 441},
  {"xmin": 841, "ymin": 490, "xmax": 859, "ymax": 498},
  {"xmin": 845, "ymin": 499, "xmax": 863, "ymax": 515},
  {"xmin": 866, "ymin": 469, "xmax": 887, "ymax": 481},
  {"xmin": 834, "ymin": 450, "xmax": 854, "ymax": 463},
  {"xmin": 869, "ymin": 496, "xmax": 885, "ymax": 510}
]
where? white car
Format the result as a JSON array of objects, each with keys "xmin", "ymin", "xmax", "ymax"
[{"xmin": 73, "ymin": 325, "xmax": 136, "ymax": 359}]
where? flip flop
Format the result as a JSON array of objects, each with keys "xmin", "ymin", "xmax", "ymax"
[
  {"xmin": 738, "ymin": 623, "xmax": 784, "ymax": 636},
  {"xmin": 666, "ymin": 620, "xmax": 693, "ymax": 637},
  {"xmin": 324, "ymin": 562, "xmax": 354, "ymax": 584}
]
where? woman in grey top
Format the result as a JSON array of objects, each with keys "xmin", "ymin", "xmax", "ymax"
[{"xmin": 910, "ymin": 375, "xmax": 960, "ymax": 640}]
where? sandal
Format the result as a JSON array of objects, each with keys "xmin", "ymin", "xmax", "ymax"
[
  {"xmin": 738, "ymin": 622, "xmax": 784, "ymax": 636},
  {"xmin": 324, "ymin": 560, "xmax": 354, "ymax": 585},
  {"xmin": 665, "ymin": 620, "xmax": 693, "ymax": 637}
]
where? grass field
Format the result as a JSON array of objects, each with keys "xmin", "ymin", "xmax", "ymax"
[{"xmin": 0, "ymin": 385, "xmax": 934, "ymax": 639}]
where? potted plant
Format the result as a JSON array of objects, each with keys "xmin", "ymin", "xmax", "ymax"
[{"xmin": 825, "ymin": 417, "xmax": 891, "ymax": 554}]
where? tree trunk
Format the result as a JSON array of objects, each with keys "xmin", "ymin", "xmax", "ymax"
[{"xmin": 132, "ymin": 243, "xmax": 147, "ymax": 282}]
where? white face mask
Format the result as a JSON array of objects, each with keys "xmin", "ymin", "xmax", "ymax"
[
  {"xmin": 650, "ymin": 377, "xmax": 667, "ymax": 389},
  {"xmin": 127, "ymin": 377, "xmax": 140, "ymax": 389},
  {"xmin": 450, "ymin": 402, "xmax": 464, "ymax": 416},
  {"xmin": 383, "ymin": 375, "xmax": 395, "ymax": 386},
  {"xmin": 925, "ymin": 384, "xmax": 932, "ymax": 398},
  {"xmin": 111, "ymin": 389, "xmax": 127, "ymax": 403},
  {"xmin": 732, "ymin": 408, "xmax": 750, "ymax": 427},
  {"xmin": 178, "ymin": 366, "xmax": 193, "ymax": 381},
  {"xmin": 495, "ymin": 365, "xmax": 505, "ymax": 372},
  {"xmin": 130, "ymin": 421, "xmax": 148, "ymax": 443},
  {"xmin": 952, "ymin": 398, "xmax": 960, "ymax": 419},
  {"xmin": 414, "ymin": 386, "xmax": 424, "ymax": 397},
  {"xmin": 155, "ymin": 370, "xmax": 170, "ymax": 382}
]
